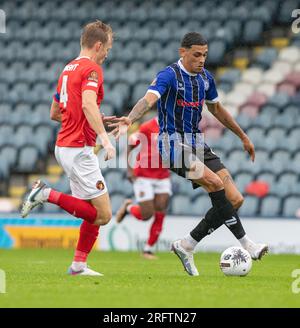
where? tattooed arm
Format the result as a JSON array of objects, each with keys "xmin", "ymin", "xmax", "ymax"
[
  {"xmin": 128, "ymin": 93, "xmax": 158, "ymax": 124},
  {"xmin": 109, "ymin": 92, "xmax": 159, "ymax": 139}
]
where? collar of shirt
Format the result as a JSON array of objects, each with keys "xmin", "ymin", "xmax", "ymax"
[
  {"xmin": 75, "ymin": 56, "xmax": 91, "ymax": 60},
  {"xmin": 178, "ymin": 58, "xmax": 197, "ymax": 76}
]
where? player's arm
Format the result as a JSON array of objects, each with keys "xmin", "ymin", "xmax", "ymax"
[
  {"xmin": 82, "ymin": 90, "xmax": 115, "ymax": 160},
  {"xmin": 206, "ymin": 101, "xmax": 255, "ymax": 161},
  {"xmin": 108, "ymin": 69, "xmax": 172, "ymax": 139},
  {"xmin": 129, "ymin": 93, "xmax": 158, "ymax": 124},
  {"xmin": 108, "ymin": 93, "xmax": 158, "ymax": 139},
  {"xmin": 50, "ymin": 99, "xmax": 61, "ymax": 122}
]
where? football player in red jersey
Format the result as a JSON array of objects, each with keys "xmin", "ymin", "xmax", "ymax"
[
  {"xmin": 116, "ymin": 116, "xmax": 172, "ymax": 259},
  {"xmin": 21, "ymin": 21, "xmax": 115, "ymax": 276}
]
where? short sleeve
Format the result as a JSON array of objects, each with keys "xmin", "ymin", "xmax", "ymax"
[
  {"xmin": 147, "ymin": 67, "xmax": 174, "ymax": 99},
  {"xmin": 81, "ymin": 66, "xmax": 103, "ymax": 93},
  {"xmin": 53, "ymin": 76, "xmax": 61, "ymax": 103},
  {"xmin": 204, "ymin": 70, "xmax": 219, "ymax": 103}
]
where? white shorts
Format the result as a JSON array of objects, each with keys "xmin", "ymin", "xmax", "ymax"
[
  {"xmin": 133, "ymin": 177, "xmax": 172, "ymax": 203},
  {"xmin": 55, "ymin": 146, "xmax": 107, "ymax": 200}
]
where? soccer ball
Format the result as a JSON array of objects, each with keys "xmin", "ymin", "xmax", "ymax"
[{"xmin": 220, "ymin": 246, "xmax": 252, "ymax": 276}]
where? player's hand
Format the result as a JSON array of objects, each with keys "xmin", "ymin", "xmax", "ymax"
[
  {"xmin": 242, "ymin": 136, "xmax": 255, "ymax": 162},
  {"xmin": 101, "ymin": 114, "xmax": 116, "ymax": 124},
  {"xmin": 108, "ymin": 116, "xmax": 132, "ymax": 140},
  {"xmin": 103, "ymin": 141, "xmax": 116, "ymax": 161}
]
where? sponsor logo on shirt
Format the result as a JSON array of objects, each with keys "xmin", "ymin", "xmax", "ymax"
[{"xmin": 176, "ymin": 99, "xmax": 204, "ymax": 108}]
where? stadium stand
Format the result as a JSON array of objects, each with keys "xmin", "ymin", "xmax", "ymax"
[{"xmin": 0, "ymin": 0, "xmax": 299, "ymax": 217}]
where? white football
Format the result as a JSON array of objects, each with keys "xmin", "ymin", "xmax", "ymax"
[{"xmin": 220, "ymin": 246, "xmax": 252, "ymax": 276}]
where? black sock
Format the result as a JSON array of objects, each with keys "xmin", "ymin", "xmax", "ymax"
[
  {"xmin": 224, "ymin": 212, "xmax": 246, "ymax": 240},
  {"xmin": 190, "ymin": 190, "xmax": 245, "ymax": 242},
  {"xmin": 190, "ymin": 207, "xmax": 223, "ymax": 242}
]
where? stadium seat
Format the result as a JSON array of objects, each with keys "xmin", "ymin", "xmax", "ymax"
[
  {"xmin": 0, "ymin": 124, "xmax": 14, "ymax": 141},
  {"xmin": 206, "ymin": 40, "xmax": 226, "ymax": 65},
  {"xmin": 278, "ymin": 47, "xmax": 300, "ymax": 64},
  {"xmin": 235, "ymin": 172, "xmax": 254, "ymax": 192},
  {"xmin": 191, "ymin": 194, "xmax": 212, "ymax": 217},
  {"xmin": 243, "ymin": 91, "xmax": 267, "ymax": 108},
  {"xmin": 171, "ymin": 195, "xmax": 192, "ymax": 215},
  {"xmin": 254, "ymin": 48, "xmax": 278, "ymax": 69},
  {"xmin": 266, "ymin": 92, "xmax": 290, "ymax": 110},
  {"xmin": 243, "ymin": 20, "xmax": 263, "ymax": 44},
  {"xmin": 260, "ymin": 195, "xmax": 281, "ymax": 216},
  {"xmin": 15, "ymin": 145, "xmax": 39, "ymax": 173},
  {"xmin": 282, "ymin": 195, "xmax": 300, "ymax": 217},
  {"xmin": 0, "ymin": 145, "xmax": 18, "ymax": 168},
  {"xmin": 219, "ymin": 69, "xmax": 241, "ymax": 85},
  {"xmin": 239, "ymin": 195, "xmax": 259, "ymax": 216},
  {"xmin": 272, "ymin": 61, "xmax": 293, "ymax": 75},
  {"xmin": 242, "ymin": 67, "xmax": 263, "ymax": 85},
  {"xmin": 277, "ymin": 82, "xmax": 297, "ymax": 96},
  {"xmin": 104, "ymin": 170, "xmax": 126, "ymax": 193},
  {"xmin": 246, "ymin": 127, "xmax": 265, "ymax": 144},
  {"xmin": 111, "ymin": 193, "xmax": 126, "ymax": 214},
  {"xmin": 256, "ymin": 171, "xmax": 276, "ymax": 186}
]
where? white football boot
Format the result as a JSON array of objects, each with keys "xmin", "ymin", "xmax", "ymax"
[
  {"xmin": 171, "ymin": 240, "xmax": 199, "ymax": 276},
  {"xmin": 67, "ymin": 266, "xmax": 103, "ymax": 276},
  {"xmin": 246, "ymin": 243, "xmax": 269, "ymax": 260},
  {"xmin": 21, "ymin": 180, "xmax": 48, "ymax": 218}
]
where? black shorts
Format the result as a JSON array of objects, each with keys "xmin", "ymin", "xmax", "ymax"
[{"xmin": 167, "ymin": 144, "xmax": 226, "ymax": 189}]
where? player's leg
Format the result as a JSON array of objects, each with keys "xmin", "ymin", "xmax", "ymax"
[
  {"xmin": 216, "ymin": 168, "xmax": 244, "ymax": 209},
  {"xmin": 216, "ymin": 168, "xmax": 268, "ymax": 260},
  {"xmin": 69, "ymin": 192, "xmax": 112, "ymax": 276},
  {"xmin": 115, "ymin": 177, "xmax": 155, "ymax": 223},
  {"xmin": 172, "ymin": 162, "xmax": 228, "ymax": 276},
  {"xmin": 143, "ymin": 192, "xmax": 170, "ymax": 259},
  {"xmin": 203, "ymin": 145, "xmax": 267, "ymax": 259},
  {"xmin": 21, "ymin": 147, "xmax": 107, "ymax": 226}
]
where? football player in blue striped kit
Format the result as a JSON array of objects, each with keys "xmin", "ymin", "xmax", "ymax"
[{"xmin": 109, "ymin": 32, "xmax": 268, "ymax": 276}]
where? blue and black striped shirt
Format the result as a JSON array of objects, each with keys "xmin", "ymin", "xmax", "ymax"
[{"xmin": 148, "ymin": 59, "xmax": 218, "ymax": 139}]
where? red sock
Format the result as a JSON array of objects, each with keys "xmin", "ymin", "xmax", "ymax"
[
  {"xmin": 147, "ymin": 212, "xmax": 165, "ymax": 246},
  {"xmin": 74, "ymin": 221, "xmax": 99, "ymax": 262},
  {"xmin": 129, "ymin": 205, "xmax": 143, "ymax": 220},
  {"xmin": 48, "ymin": 190, "xmax": 97, "ymax": 224}
]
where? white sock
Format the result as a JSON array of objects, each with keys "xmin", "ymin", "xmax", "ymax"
[
  {"xmin": 126, "ymin": 204, "xmax": 133, "ymax": 213},
  {"xmin": 239, "ymin": 235, "xmax": 255, "ymax": 249},
  {"xmin": 42, "ymin": 187, "xmax": 51, "ymax": 201},
  {"xmin": 71, "ymin": 261, "xmax": 87, "ymax": 272},
  {"xmin": 181, "ymin": 234, "xmax": 198, "ymax": 251},
  {"xmin": 144, "ymin": 244, "xmax": 154, "ymax": 253}
]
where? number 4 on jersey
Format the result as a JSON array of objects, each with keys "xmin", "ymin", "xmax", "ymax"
[{"xmin": 60, "ymin": 75, "xmax": 68, "ymax": 108}]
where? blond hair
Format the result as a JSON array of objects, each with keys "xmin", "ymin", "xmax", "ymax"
[{"xmin": 80, "ymin": 20, "xmax": 113, "ymax": 49}]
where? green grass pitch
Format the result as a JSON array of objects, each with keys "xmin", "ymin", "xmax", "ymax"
[{"xmin": 0, "ymin": 249, "xmax": 299, "ymax": 308}]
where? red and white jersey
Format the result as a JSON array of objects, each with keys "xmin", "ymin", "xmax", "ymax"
[
  {"xmin": 53, "ymin": 56, "xmax": 104, "ymax": 147},
  {"xmin": 130, "ymin": 117, "xmax": 170, "ymax": 179}
]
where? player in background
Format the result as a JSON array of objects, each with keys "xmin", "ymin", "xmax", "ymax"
[
  {"xmin": 21, "ymin": 21, "xmax": 115, "ymax": 276},
  {"xmin": 108, "ymin": 32, "xmax": 268, "ymax": 276},
  {"xmin": 116, "ymin": 115, "xmax": 171, "ymax": 259}
]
